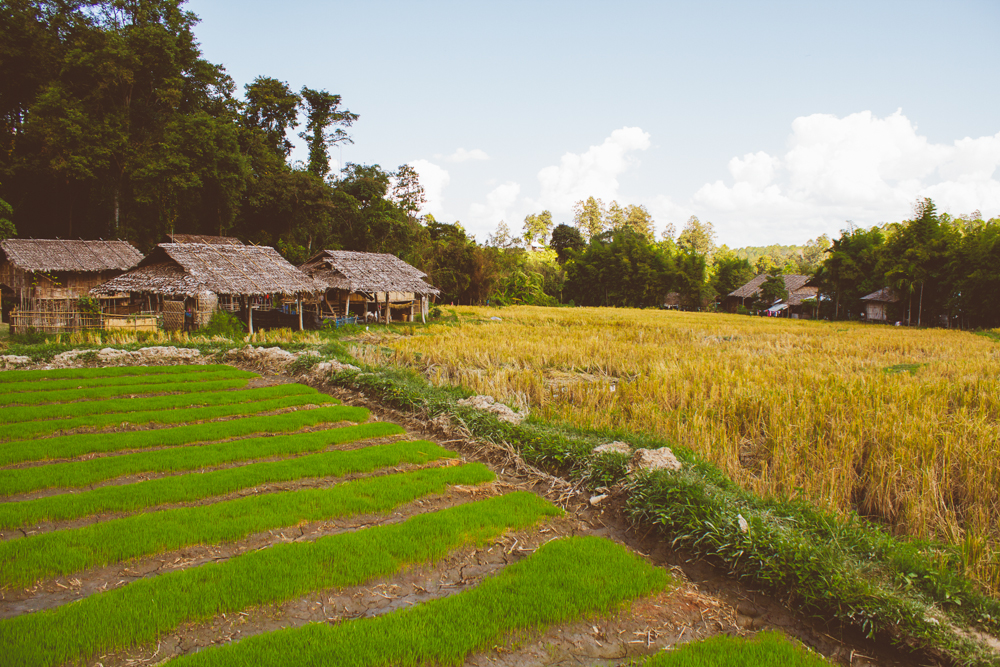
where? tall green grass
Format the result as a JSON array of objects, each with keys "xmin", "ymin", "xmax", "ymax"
[
  {"xmin": 0, "ymin": 492, "xmax": 560, "ymax": 667},
  {"xmin": 635, "ymin": 632, "xmax": 831, "ymax": 666},
  {"xmin": 0, "ymin": 463, "xmax": 495, "ymax": 588},
  {"xmin": 167, "ymin": 535, "xmax": 667, "ymax": 667},
  {"xmin": 0, "ymin": 377, "xmax": 250, "ymax": 407},
  {"xmin": 0, "ymin": 364, "xmax": 236, "ymax": 384},
  {"xmin": 0, "ymin": 404, "xmax": 368, "ymax": 465},
  {"xmin": 0, "ymin": 393, "xmax": 336, "ymax": 442},
  {"xmin": 0, "ymin": 383, "xmax": 322, "ymax": 425},
  {"xmin": 0, "ymin": 422, "xmax": 403, "ymax": 496},
  {"xmin": 0, "ymin": 368, "xmax": 254, "ymax": 394},
  {"xmin": 0, "ymin": 440, "xmax": 457, "ymax": 528}
]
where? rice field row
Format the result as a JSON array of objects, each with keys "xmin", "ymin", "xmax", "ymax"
[{"xmin": 0, "ymin": 362, "xmax": 819, "ymax": 666}]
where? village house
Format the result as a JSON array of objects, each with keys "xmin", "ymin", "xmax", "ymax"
[
  {"xmin": 90, "ymin": 242, "xmax": 319, "ymax": 332},
  {"xmin": 0, "ymin": 239, "xmax": 143, "ymax": 333},
  {"xmin": 298, "ymin": 250, "xmax": 440, "ymax": 324},
  {"xmin": 861, "ymin": 287, "xmax": 900, "ymax": 323},
  {"xmin": 725, "ymin": 273, "xmax": 819, "ymax": 318}
]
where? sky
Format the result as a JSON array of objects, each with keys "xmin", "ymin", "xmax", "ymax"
[{"xmin": 185, "ymin": 0, "xmax": 1000, "ymax": 247}]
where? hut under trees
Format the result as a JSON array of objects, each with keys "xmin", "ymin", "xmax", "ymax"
[
  {"xmin": 0, "ymin": 239, "xmax": 143, "ymax": 332},
  {"xmin": 861, "ymin": 287, "xmax": 900, "ymax": 323},
  {"xmin": 726, "ymin": 274, "xmax": 817, "ymax": 317},
  {"xmin": 91, "ymin": 243, "xmax": 319, "ymax": 332},
  {"xmin": 299, "ymin": 250, "xmax": 440, "ymax": 324}
]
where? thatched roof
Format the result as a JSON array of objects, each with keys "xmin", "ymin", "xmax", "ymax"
[
  {"xmin": 728, "ymin": 274, "xmax": 811, "ymax": 299},
  {"xmin": 862, "ymin": 287, "xmax": 900, "ymax": 303},
  {"xmin": 300, "ymin": 250, "xmax": 440, "ymax": 296},
  {"xmin": 786, "ymin": 285, "xmax": 820, "ymax": 306},
  {"xmin": 0, "ymin": 239, "xmax": 142, "ymax": 273},
  {"xmin": 166, "ymin": 234, "xmax": 243, "ymax": 245},
  {"xmin": 91, "ymin": 243, "xmax": 318, "ymax": 297}
]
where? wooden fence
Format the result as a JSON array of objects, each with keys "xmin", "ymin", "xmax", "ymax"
[{"xmin": 11, "ymin": 310, "xmax": 159, "ymax": 335}]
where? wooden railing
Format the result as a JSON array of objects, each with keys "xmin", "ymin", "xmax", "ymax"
[{"xmin": 10, "ymin": 310, "xmax": 159, "ymax": 334}]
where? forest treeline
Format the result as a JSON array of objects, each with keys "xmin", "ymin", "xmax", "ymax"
[{"xmin": 1, "ymin": 1, "xmax": 997, "ymax": 328}]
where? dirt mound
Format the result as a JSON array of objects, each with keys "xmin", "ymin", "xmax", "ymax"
[{"xmin": 456, "ymin": 395, "xmax": 526, "ymax": 425}]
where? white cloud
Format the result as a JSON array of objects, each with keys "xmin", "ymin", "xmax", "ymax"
[
  {"xmin": 468, "ymin": 181, "xmax": 521, "ymax": 236},
  {"xmin": 691, "ymin": 110, "xmax": 1000, "ymax": 245},
  {"xmin": 444, "ymin": 148, "xmax": 489, "ymax": 163},
  {"xmin": 408, "ymin": 160, "xmax": 450, "ymax": 218},
  {"xmin": 533, "ymin": 127, "xmax": 651, "ymax": 215}
]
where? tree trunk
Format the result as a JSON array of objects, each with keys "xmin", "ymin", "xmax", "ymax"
[{"xmin": 917, "ymin": 282, "xmax": 924, "ymax": 327}]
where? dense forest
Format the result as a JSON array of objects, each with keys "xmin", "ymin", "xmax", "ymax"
[{"xmin": 2, "ymin": 1, "xmax": 997, "ymax": 328}]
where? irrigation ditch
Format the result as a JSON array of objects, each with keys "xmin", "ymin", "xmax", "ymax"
[{"xmin": 0, "ymin": 352, "xmax": 987, "ymax": 666}]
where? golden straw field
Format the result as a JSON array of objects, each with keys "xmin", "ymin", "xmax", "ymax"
[{"xmin": 356, "ymin": 306, "xmax": 1000, "ymax": 586}]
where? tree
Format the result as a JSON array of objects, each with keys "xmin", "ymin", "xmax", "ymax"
[
  {"xmin": 298, "ymin": 87, "xmax": 357, "ymax": 179},
  {"xmin": 391, "ymin": 164, "xmax": 425, "ymax": 223},
  {"xmin": 0, "ymin": 193, "xmax": 15, "ymax": 239},
  {"xmin": 711, "ymin": 253, "xmax": 754, "ymax": 299},
  {"xmin": 573, "ymin": 196, "xmax": 606, "ymax": 240},
  {"xmin": 243, "ymin": 76, "xmax": 301, "ymax": 158},
  {"xmin": 487, "ymin": 220, "xmax": 518, "ymax": 249},
  {"xmin": 605, "ymin": 200, "xmax": 626, "ymax": 230},
  {"xmin": 759, "ymin": 275, "xmax": 788, "ymax": 306},
  {"xmin": 815, "ymin": 226, "xmax": 885, "ymax": 320},
  {"xmin": 522, "ymin": 210, "xmax": 553, "ymax": 247},
  {"xmin": 677, "ymin": 216, "xmax": 716, "ymax": 256},
  {"xmin": 550, "ymin": 223, "xmax": 586, "ymax": 263},
  {"xmin": 624, "ymin": 204, "xmax": 654, "ymax": 240}
]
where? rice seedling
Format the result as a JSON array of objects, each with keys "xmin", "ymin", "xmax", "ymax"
[
  {"xmin": 0, "ymin": 363, "xmax": 238, "ymax": 384},
  {"xmin": 0, "ymin": 492, "xmax": 560, "ymax": 667},
  {"xmin": 0, "ymin": 368, "xmax": 254, "ymax": 394},
  {"xmin": 0, "ymin": 440, "xmax": 457, "ymax": 528},
  {"xmin": 164, "ymin": 535, "xmax": 667, "ymax": 667},
  {"xmin": 0, "ymin": 392, "xmax": 335, "ymax": 442},
  {"xmin": 0, "ymin": 383, "xmax": 323, "ymax": 425},
  {"xmin": 0, "ymin": 377, "xmax": 250, "ymax": 407},
  {"xmin": 0, "ymin": 404, "xmax": 368, "ymax": 466},
  {"xmin": 0, "ymin": 463, "xmax": 495, "ymax": 587},
  {"xmin": 365, "ymin": 305, "xmax": 1000, "ymax": 589},
  {"xmin": 635, "ymin": 631, "xmax": 831, "ymax": 666},
  {"xmin": 0, "ymin": 421, "xmax": 403, "ymax": 496}
]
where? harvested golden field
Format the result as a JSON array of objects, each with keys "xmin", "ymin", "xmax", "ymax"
[{"xmin": 357, "ymin": 306, "xmax": 1000, "ymax": 588}]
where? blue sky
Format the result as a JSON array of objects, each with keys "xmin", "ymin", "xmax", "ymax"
[{"xmin": 186, "ymin": 0, "xmax": 1000, "ymax": 247}]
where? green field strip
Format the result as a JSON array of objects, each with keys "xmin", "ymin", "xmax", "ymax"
[
  {"xmin": 0, "ymin": 404, "xmax": 369, "ymax": 466},
  {"xmin": 0, "ymin": 368, "xmax": 255, "ymax": 395},
  {"xmin": 0, "ymin": 383, "xmax": 324, "ymax": 426},
  {"xmin": 0, "ymin": 392, "xmax": 337, "ymax": 442},
  {"xmin": 0, "ymin": 440, "xmax": 457, "ymax": 529},
  {"xmin": 0, "ymin": 377, "xmax": 251, "ymax": 407},
  {"xmin": 0, "ymin": 422, "xmax": 404, "ymax": 497},
  {"xmin": 636, "ymin": 632, "xmax": 832, "ymax": 666},
  {"xmin": 0, "ymin": 491, "xmax": 559, "ymax": 667},
  {"xmin": 0, "ymin": 364, "xmax": 239, "ymax": 384},
  {"xmin": 0, "ymin": 463, "xmax": 495, "ymax": 588},
  {"xmin": 167, "ymin": 535, "xmax": 666, "ymax": 667}
]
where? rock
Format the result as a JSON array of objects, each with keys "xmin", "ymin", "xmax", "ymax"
[
  {"xmin": 631, "ymin": 447, "xmax": 682, "ymax": 473},
  {"xmin": 305, "ymin": 359, "xmax": 360, "ymax": 381},
  {"xmin": 225, "ymin": 344, "xmax": 296, "ymax": 368},
  {"xmin": 589, "ymin": 494, "xmax": 608, "ymax": 506},
  {"xmin": 0, "ymin": 355, "xmax": 30, "ymax": 369},
  {"xmin": 592, "ymin": 441, "xmax": 632, "ymax": 456},
  {"xmin": 737, "ymin": 513, "xmax": 749, "ymax": 534},
  {"xmin": 456, "ymin": 395, "xmax": 525, "ymax": 425}
]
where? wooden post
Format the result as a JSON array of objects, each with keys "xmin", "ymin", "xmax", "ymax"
[
  {"xmin": 420, "ymin": 296, "xmax": 426, "ymax": 324},
  {"xmin": 384, "ymin": 293, "xmax": 390, "ymax": 324},
  {"xmin": 248, "ymin": 299, "xmax": 254, "ymax": 334},
  {"xmin": 297, "ymin": 296, "xmax": 303, "ymax": 331}
]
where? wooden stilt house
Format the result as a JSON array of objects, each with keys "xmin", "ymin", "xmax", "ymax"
[
  {"xmin": 861, "ymin": 288, "xmax": 900, "ymax": 322},
  {"xmin": 91, "ymin": 243, "xmax": 320, "ymax": 332},
  {"xmin": 0, "ymin": 239, "xmax": 143, "ymax": 333},
  {"xmin": 299, "ymin": 250, "xmax": 440, "ymax": 324}
]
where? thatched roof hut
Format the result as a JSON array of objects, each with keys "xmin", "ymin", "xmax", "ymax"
[
  {"xmin": 92, "ymin": 243, "xmax": 317, "ymax": 298},
  {"xmin": 861, "ymin": 287, "xmax": 900, "ymax": 322},
  {"xmin": 728, "ymin": 273, "xmax": 811, "ymax": 301},
  {"xmin": 166, "ymin": 234, "xmax": 244, "ymax": 245},
  {"xmin": 300, "ymin": 250, "xmax": 440, "ymax": 296},
  {"xmin": 1, "ymin": 239, "xmax": 142, "ymax": 275}
]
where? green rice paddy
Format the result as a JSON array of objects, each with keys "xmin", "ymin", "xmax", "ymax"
[
  {"xmin": 0, "ymin": 377, "xmax": 251, "ymax": 406},
  {"xmin": 0, "ymin": 363, "xmax": 238, "ymax": 384}
]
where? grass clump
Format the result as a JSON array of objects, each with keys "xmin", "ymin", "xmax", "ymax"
[
  {"xmin": 0, "ymin": 492, "xmax": 560, "ymax": 667},
  {"xmin": 0, "ymin": 377, "xmax": 250, "ymax": 407},
  {"xmin": 199, "ymin": 310, "xmax": 246, "ymax": 338},
  {"xmin": 0, "ymin": 404, "xmax": 369, "ymax": 465},
  {"xmin": 166, "ymin": 535, "xmax": 667, "ymax": 667},
  {"xmin": 0, "ymin": 383, "xmax": 323, "ymax": 425},
  {"xmin": 0, "ymin": 368, "xmax": 254, "ymax": 394},
  {"xmin": 0, "ymin": 421, "xmax": 404, "ymax": 496},
  {"xmin": 1, "ymin": 440, "xmax": 456, "ymax": 528},
  {"xmin": 0, "ymin": 463, "xmax": 495, "ymax": 588},
  {"xmin": 0, "ymin": 392, "xmax": 336, "ymax": 442},
  {"xmin": 636, "ymin": 631, "xmax": 831, "ymax": 666},
  {"xmin": 0, "ymin": 364, "xmax": 239, "ymax": 384}
]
